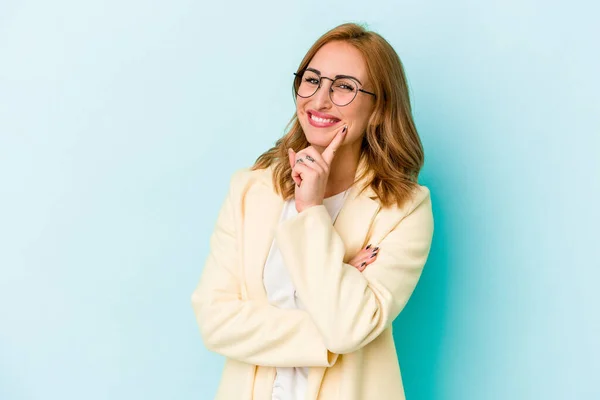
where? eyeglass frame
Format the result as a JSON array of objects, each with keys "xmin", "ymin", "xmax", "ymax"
[{"xmin": 293, "ymin": 68, "xmax": 377, "ymax": 107}]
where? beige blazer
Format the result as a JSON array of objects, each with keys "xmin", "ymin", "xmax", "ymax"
[{"xmin": 191, "ymin": 159, "xmax": 434, "ymax": 399}]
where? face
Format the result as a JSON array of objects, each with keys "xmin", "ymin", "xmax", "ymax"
[{"xmin": 296, "ymin": 41, "xmax": 376, "ymax": 153}]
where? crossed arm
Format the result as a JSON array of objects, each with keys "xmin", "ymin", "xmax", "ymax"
[{"xmin": 191, "ymin": 170, "xmax": 434, "ymax": 365}]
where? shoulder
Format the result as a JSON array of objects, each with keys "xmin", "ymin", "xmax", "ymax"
[
  {"xmin": 373, "ymin": 183, "xmax": 433, "ymax": 239},
  {"xmin": 379, "ymin": 183, "xmax": 431, "ymax": 218},
  {"xmin": 226, "ymin": 165, "xmax": 273, "ymax": 196},
  {"xmin": 228, "ymin": 166, "xmax": 253, "ymax": 187},
  {"xmin": 405, "ymin": 184, "xmax": 431, "ymax": 214},
  {"xmin": 404, "ymin": 184, "xmax": 433, "ymax": 229},
  {"xmin": 397, "ymin": 184, "xmax": 433, "ymax": 234}
]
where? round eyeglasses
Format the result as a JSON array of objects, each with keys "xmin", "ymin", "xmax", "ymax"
[{"xmin": 293, "ymin": 68, "xmax": 376, "ymax": 107}]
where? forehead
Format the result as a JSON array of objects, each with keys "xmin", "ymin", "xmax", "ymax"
[{"xmin": 307, "ymin": 41, "xmax": 367, "ymax": 82}]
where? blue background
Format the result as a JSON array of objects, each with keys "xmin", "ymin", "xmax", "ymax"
[{"xmin": 1, "ymin": 0, "xmax": 598, "ymax": 399}]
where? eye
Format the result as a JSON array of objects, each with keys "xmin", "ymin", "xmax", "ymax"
[
  {"xmin": 333, "ymin": 79, "xmax": 355, "ymax": 92},
  {"xmin": 304, "ymin": 77, "xmax": 320, "ymax": 85}
]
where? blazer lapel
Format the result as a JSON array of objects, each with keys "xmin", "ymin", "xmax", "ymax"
[
  {"xmin": 333, "ymin": 183, "xmax": 381, "ymax": 263},
  {"xmin": 241, "ymin": 167, "xmax": 284, "ymax": 302}
]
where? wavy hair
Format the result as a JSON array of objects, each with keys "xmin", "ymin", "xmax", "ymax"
[{"xmin": 251, "ymin": 22, "xmax": 425, "ymax": 209}]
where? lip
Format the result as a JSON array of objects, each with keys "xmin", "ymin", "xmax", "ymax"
[{"xmin": 306, "ymin": 109, "xmax": 341, "ymax": 128}]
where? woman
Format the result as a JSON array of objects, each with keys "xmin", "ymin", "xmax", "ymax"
[{"xmin": 191, "ymin": 22, "xmax": 434, "ymax": 400}]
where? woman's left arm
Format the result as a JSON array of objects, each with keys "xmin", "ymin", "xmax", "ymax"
[{"xmin": 274, "ymin": 186, "xmax": 434, "ymax": 355}]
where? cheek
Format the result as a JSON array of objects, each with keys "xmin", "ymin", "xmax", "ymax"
[
  {"xmin": 296, "ymin": 98, "xmax": 308, "ymax": 116},
  {"xmin": 296, "ymin": 99, "xmax": 313, "ymax": 132},
  {"xmin": 344, "ymin": 104, "xmax": 370, "ymax": 128}
]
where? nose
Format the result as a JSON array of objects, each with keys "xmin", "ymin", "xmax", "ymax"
[{"xmin": 312, "ymin": 78, "xmax": 334, "ymax": 109}]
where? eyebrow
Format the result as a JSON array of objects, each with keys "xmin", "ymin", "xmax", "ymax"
[{"xmin": 306, "ymin": 67, "xmax": 363, "ymax": 86}]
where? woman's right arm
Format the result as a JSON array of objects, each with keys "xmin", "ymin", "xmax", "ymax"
[{"xmin": 190, "ymin": 169, "xmax": 337, "ymax": 368}]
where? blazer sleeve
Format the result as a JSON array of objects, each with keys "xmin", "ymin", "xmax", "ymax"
[
  {"xmin": 274, "ymin": 186, "xmax": 434, "ymax": 354},
  {"xmin": 190, "ymin": 169, "xmax": 338, "ymax": 367}
]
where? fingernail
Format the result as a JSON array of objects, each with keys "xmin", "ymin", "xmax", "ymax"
[
  {"xmin": 360, "ymin": 262, "xmax": 366, "ymax": 267},
  {"xmin": 365, "ymin": 244, "xmax": 371, "ymax": 249},
  {"xmin": 342, "ymin": 125, "xmax": 347, "ymax": 134},
  {"xmin": 373, "ymin": 247, "xmax": 379, "ymax": 252}
]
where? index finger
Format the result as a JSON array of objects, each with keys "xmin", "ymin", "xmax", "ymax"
[{"xmin": 321, "ymin": 125, "xmax": 347, "ymax": 165}]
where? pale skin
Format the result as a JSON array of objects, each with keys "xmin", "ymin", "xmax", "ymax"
[{"xmin": 288, "ymin": 40, "xmax": 380, "ymax": 270}]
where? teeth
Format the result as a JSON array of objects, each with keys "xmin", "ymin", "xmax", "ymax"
[{"xmin": 310, "ymin": 114, "xmax": 337, "ymax": 124}]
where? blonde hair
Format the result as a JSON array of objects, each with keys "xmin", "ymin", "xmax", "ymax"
[{"xmin": 251, "ymin": 22, "xmax": 425, "ymax": 209}]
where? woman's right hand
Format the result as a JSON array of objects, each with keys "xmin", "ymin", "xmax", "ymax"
[{"xmin": 348, "ymin": 244, "xmax": 379, "ymax": 272}]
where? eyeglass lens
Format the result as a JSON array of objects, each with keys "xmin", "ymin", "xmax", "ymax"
[{"xmin": 295, "ymin": 70, "xmax": 358, "ymax": 106}]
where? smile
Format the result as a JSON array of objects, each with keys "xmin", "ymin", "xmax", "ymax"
[{"xmin": 307, "ymin": 111, "xmax": 340, "ymax": 128}]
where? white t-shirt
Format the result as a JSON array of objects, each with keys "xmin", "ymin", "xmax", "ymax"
[{"xmin": 263, "ymin": 189, "xmax": 350, "ymax": 400}]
